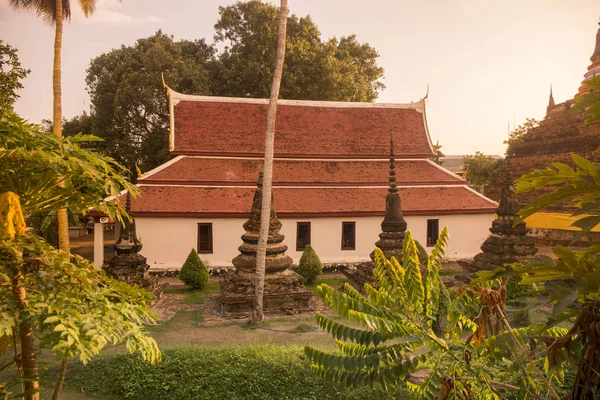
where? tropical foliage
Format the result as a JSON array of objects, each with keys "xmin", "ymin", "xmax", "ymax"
[
  {"xmin": 307, "ymin": 227, "xmax": 581, "ymax": 399},
  {"xmin": 305, "ymin": 229, "xmax": 457, "ymax": 398},
  {"xmin": 476, "ymin": 147, "xmax": 600, "ymax": 398},
  {"xmin": 0, "ymin": 112, "xmax": 160, "ymax": 399}
]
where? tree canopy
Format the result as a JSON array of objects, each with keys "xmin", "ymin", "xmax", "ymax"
[
  {"xmin": 212, "ymin": 0, "xmax": 384, "ymax": 101},
  {"xmin": 462, "ymin": 152, "xmax": 503, "ymax": 189},
  {"xmin": 86, "ymin": 31, "xmax": 214, "ymax": 171},
  {"xmin": 0, "ymin": 41, "xmax": 30, "ymax": 111}
]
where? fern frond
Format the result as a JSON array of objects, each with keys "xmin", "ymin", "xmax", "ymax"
[
  {"xmin": 315, "ymin": 313, "xmax": 388, "ymax": 345},
  {"xmin": 347, "ymin": 309, "xmax": 421, "ymax": 338},
  {"xmin": 335, "ymin": 340, "xmax": 415, "ymax": 357},
  {"xmin": 402, "ymin": 231, "xmax": 425, "ymax": 315},
  {"xmin": 318, "ymin": 284, "xmax": 379, "ymax": 319}
]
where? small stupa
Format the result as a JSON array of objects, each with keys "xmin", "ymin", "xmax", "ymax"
[
  {"xmin": 459, "ymin": 161, "xmax": 537, "ymax": 275},
  {"xmin": 345, "ymin": 139, "xmax": 408, "ymax": 291},
  {"xmin": 219, "ymin": 172, "xmax": 312, "ymax": 315},
  {"xmin": 104, "ymin": 192, "xmax": 167, "ymax": 299}
]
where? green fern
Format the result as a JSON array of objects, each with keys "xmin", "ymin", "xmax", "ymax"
[{"xmin": 305, "ymin": 229, "xmax": 450, "ymax": 397}]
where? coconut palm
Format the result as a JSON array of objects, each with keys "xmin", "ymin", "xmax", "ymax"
[
  {"xmin": 9, "ymin": 0, "xmax": 98, "ymax": 255},
  {"xmin": 253, "ymin": 0, "xmax": 289, "ymax": 324}
]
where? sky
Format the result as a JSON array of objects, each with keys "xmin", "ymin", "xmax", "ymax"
[{"xmin": 1, "ymin": 0, "xmax": 599, "ymax": 156}]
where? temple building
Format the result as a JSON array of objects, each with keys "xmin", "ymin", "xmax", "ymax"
[
  {"xmin": 508, "ymin": 20, "xmax": 600, "ymax": 244},
  {"xmin": 126, "ymin": 89, "xmax": 497, "ymax": 271}
]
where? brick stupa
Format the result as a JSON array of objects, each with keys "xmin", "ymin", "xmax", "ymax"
[
  {"xmin": 459, "ymin": 164, "xmax": 537, "ymax": 275},
  {"xmin": 104, "ymin": 193, "xmax": 167, "ymax": 299},
  {"xmin": 219, "ymin": 173, "xmax": 312, "ymax": 315}
]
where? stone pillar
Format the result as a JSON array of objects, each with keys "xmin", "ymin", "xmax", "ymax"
[{"xmin": 93, "ymin": 222, "xmax": 104, "ymax": 267}]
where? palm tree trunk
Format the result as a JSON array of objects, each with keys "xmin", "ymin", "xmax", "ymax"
[
  {"xmin": 252, "ymin": 0, "xmax": 288, "ymax": 324},
  {"xmin": 53, "ymin": 0, "xmax": 70, "ymax": 252}
]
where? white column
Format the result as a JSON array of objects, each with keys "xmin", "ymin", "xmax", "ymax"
[{"xmin": 94, "ymin": 222, "xmax": 104, "ymax": 267}]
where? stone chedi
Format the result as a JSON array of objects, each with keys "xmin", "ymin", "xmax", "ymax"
[
  {"xmin": 460, "ymin": 166, "xmax": 537, "ymax": 275},
  {"xmin": 220, "ymin": 173, "xmax": 312, "ymax": 315},
  {"xmin": 575, "ymin": 19, "xmax": 600, "ymax": 98},
  {"xmin": 509, "ymin": 21, "xmax": 600, "ymax": 209},
  {"xmin": 344, "ymin": 141, "xmax": 408, "ymax": 291},
  {"xmin": 104, "ymin": 193, "xmax": 167, "ymax": 298}
]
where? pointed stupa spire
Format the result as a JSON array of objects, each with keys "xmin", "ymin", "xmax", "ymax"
[
  {"xmin": 370, "ymin": 137, "xmax": 407, "ymax": 261},
  {"xmin": 590, "ymin": 18, "xmax": 600, "ymax": 63},
  {"xmin": 546, "ymin": 84, "xmax": 556, "ymax": 116},
  {"xmin": 388, "ymin": 137, "xmax": 398, "ymax": 194},
  {"xmin": 114, "ymin": 191, "xmax": 142, "ymax": 254},
  {"xmin": 576, "ymin": 19, "xmax": 600, "ymax": 97}
]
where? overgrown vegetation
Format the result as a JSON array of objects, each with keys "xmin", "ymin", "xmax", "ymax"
[
  {"xmin": 63, "ymin": 346, "xmax": 410, "ymax": 400},
  {"xmin": 179, "ymin": 249, "xmax": 209, "ymax": 290},
  {"xmin": 0, "ymin": 112, "xmax": 161, "ymax": 399},
  {"xmin": 307, "ymin": 226, "xmax": 587, "ymax": 398},
  {"xmin": 298, "ymin": 244, "xmax": 323, "ymax": 284}
]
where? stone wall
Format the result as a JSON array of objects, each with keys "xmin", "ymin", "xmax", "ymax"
[{"xmin": 509, "ymin": 104, "xmax": 600, "ymax": 210}]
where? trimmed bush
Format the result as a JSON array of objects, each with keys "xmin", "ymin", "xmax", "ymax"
[
  {"xmin": 179, "ymin": 249, "xmax": 208, "ymax": 290},
  {"xmin": 298, "ymin": 244, "xmax": 322, "ymax": 284}
]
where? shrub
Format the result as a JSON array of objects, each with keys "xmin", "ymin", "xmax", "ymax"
[
  {"xmin": 179, "ymin": 249, "xmax": 208, "ymax": 290},
  {"xmin": 63, "ymin": 346, "xmax": 409, "ymax": 400},
  {"xmin": 298, "ymin": 244, "xmax": 322, "ymax": 284}
]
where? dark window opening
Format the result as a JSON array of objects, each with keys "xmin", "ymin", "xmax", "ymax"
[
  {"xmin": 341, "ymin": 222, "xmax": 356, "ymax": 250},
  {"xmin": 197, "ymin": 223, "xmax": 213, "ymax": 254},
  {"xmin": 426, "ymin": 219, "xmax": 439, "ymax": 247},
  {"xmin": 296, "ymin": 222, "xmax": 311, "ymax": 251}
]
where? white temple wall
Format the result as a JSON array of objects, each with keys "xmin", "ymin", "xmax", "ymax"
[{"xmin": 136, "ymin": 213, "xmax": 494, "ymax": 271}]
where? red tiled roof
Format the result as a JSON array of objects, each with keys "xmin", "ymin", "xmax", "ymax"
[
  {"xmin": 141, "ymin": 157, "xmax": 463, "ymax": 186},
  {"xmin": 170, "ymin": 93, "xmax": 435, "ymax": 158},
  {"xmin": 129, "ymin": 186, "xmax": 496, "ymax": 217}
]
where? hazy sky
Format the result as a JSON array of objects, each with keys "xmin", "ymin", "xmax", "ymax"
[{"xmin": 1, "ymin": 0, "xmax": 599, "ymax": 156}]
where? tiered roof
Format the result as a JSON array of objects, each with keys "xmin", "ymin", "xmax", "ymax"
[{"xmin": 130, "ymin": 90, "xmax": 496, "ymax": 217}]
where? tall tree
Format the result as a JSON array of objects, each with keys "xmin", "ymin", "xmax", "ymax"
[
  {"xmin": 462, "ymin": 152, "xmax": 503, "ymax": 194},
  {"xmin": 0, "ymin": 41, "xmax": 30, "ymax": 111},
  {"xmin": 9, "ymin": 0, "xmax": 97, "ymax": 254},
  {"xmin": 252, "ymin": 0, "xmax": 288, "ymax": 324},
  {"xmin": 212, "ymin": 0, "xmax": 384, "ymax": 101},
  {"xmin": 86, "ymin": 31, "xmax": 214, "ymax": 171}
]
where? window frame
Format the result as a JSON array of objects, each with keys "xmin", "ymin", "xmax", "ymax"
[
  {"xmin": 197, "ymin": 223, "xmax": 213, "ymax": 254},
  {"xmin": 296, "ymin": 222, "xmax": 311, "ymax": 252},
  {"xmin": 341, "ymin": 221, "xmax": 356, "ymax": 251},
  {"xmin": 426, "ymin": 219, "xmax": 440, "ymax": 247}
]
